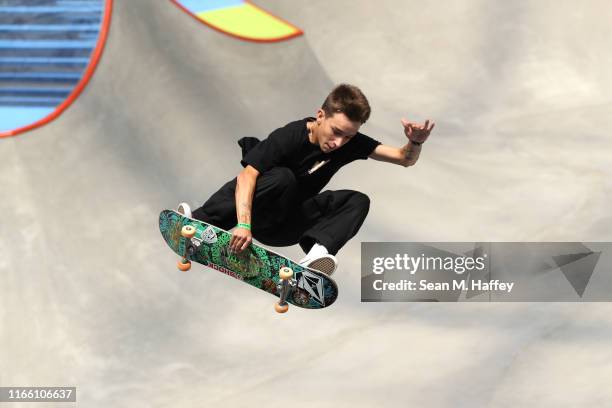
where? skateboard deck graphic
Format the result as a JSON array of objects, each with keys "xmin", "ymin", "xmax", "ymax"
[{"xmin": 159, "ymin": 209, "xmax": 338, "ymax": 310}]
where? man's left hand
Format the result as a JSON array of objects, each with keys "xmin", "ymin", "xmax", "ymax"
[{"xmin": 401, "ymin": 118, "xmax": 435, "ymax": 144}]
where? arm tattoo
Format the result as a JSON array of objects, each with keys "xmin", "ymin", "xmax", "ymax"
[
  {"xmin": 404, "ymin": 143, "xmax": 422, "ymax": 164},
  {"xmin": 239, "ymin": 202, "xmax": 251, "ymax": 223}
]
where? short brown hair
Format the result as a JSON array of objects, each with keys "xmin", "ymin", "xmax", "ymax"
[{"xmin": 321, "ymin": 84, "xmax": 371, "ymax": 124}]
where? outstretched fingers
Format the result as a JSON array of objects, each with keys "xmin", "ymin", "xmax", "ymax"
[
  {"xmin": 425, "ymin": 120, "xmax": 435, "ymax": 133},
  {"xmin": 240, "ymin": 238, "xmax": 251, "ymax": 252},
  {"xmin": 230, "ymin": 231, "xmax": 252, "ymax": 253},
  {"xmin": 230, "ymin": 234, "xmax": 241, "ymax": 252},
  {"xmin": 418, "ymin": 119, "xmax": 435, "ymax": 134}
]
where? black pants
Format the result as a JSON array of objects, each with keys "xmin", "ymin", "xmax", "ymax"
[{"xmin": 192, "ymin": 167, "xmax": 370, "ymax": 255}]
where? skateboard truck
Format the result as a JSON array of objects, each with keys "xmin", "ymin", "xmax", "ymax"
[
  {"xmin": 178, "ymin": 225, "xmax": 197, "ymax": 271},
  {"xmin": 275, "ymin": 267, "xmax": 296, "ymax": 313}
]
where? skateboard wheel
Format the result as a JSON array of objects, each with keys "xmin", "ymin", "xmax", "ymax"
[
  {"xmin": 275, "ymin": 302, "xmax": 289, "ymax": 313},
  {"xmin": 181, "ymin": 225, "xmax": 196, "ymax": 239},
  {"xmin": 178, "ymin": 259, "xmax": 191, "ymax": 272},
  {"xmin": 279, "ymin": 267, "xmax": 293, "ymax": 280}
]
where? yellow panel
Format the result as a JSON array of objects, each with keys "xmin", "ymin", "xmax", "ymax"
[{"xmin": 197, "ymin": 3, "xmax": 299, "ymax": 40}]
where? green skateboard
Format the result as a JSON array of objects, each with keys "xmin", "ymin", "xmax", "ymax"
[{"xmin": 159, "ymin": 209, "xmax": 338, "ymax": 313}]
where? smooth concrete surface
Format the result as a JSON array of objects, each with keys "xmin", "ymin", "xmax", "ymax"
[{"xmin": 1, "ymin": 1, "xmax": 612, "ymax": 406}]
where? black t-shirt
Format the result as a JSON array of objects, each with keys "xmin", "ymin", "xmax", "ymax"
[{"xmin": 241, "ymin": 117, "xmax": 381, "ymax": 199}]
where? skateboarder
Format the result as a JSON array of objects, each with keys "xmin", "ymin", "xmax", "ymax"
[{"xmin": 179, "ymin": 84, "xmax": 434, "ymax": 275}]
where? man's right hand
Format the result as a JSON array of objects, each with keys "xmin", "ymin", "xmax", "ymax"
[{"xmin": 230, "ymin": 227, "xmax": 252, "ymax": 253}]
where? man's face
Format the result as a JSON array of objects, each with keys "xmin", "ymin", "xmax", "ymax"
[{"xmin": 315, "ymin": 110, "xmax": 361, "ymax": 153}]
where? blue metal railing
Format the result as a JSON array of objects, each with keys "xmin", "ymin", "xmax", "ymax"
[
  {"xmin": 0, "ymin": 56, "xmax": 89, "ymax": 62},
  {"xmin": 0, "ymin": 24, "xmax": 100, "ymax": 31},
  {"xmin": 0, "ymin": 96, "xmax": 65, "ymax": 107},
  {"xmin": 0, "ymin": 0, "xmax": 103, "ymax": 108},
  {"xmin": 0, "ymin": 40, "xmax": 98, "ymax": 49},
  {"xmin": 0, "ymin": 7, "xmax": 103, "ymax": 14}
]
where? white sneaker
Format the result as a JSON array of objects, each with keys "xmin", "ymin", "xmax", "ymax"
[
  {"xmin": 177, "ymin": 202, "xmax": 192, "ymax": 218},
  {"xmin": 299, "ymin": 254, "xmax": 338, "ymax": 276}
]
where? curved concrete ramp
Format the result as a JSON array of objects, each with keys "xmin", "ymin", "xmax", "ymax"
[{"xmin": 2, "ymin": 0, "xmax": 612, "ymax": 406}]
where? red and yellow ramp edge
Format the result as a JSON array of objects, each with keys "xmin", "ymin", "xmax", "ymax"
[
  {"xmin": 170, "ymin": 0, "xmax": 303, "ymax": 43},
  {"xmin": 0, "ymin": 0, "xmax": 113, "ymax": 139}
]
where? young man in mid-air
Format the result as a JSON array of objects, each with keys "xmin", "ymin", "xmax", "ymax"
[{"xmin": 178, "ymin": 84, "xmax": 435, "ymax": 275}]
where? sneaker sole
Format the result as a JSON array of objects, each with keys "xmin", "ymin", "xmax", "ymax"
[
  {"xmin": 307, "ymin": 257, "xmax": 337, "ymax": 276},
  {"xmin": 177, "ymin": 203, "xmax": 192, "ymax": 218}
]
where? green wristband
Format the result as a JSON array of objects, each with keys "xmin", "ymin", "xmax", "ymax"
[{"xmin": 236, "ymin": 223, "xmax": 251, "ymax": 230}]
